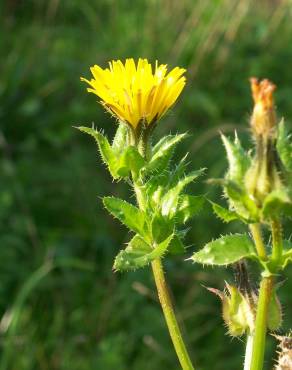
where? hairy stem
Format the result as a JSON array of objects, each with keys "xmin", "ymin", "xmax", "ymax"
[
  {"xmin": 249, "ymin": 224, "xmax": 267, "ymax": 260},
  {"xmin": 133, "ymin": 180, "xmax": 195, "ymax": 370},
  {"xmin": 151, "ymin": 259, "xmax": 195, "ymax": 370},
  {"xmin": 250, "ymin": 276, "xmax": 273, "ymax": 370}
]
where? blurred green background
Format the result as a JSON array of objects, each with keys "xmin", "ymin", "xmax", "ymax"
[{"xmin": 1, "ymin": 0, "xmax": 292, "ymax": 369}]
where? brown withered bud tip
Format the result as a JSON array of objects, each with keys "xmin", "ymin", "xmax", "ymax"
[{"xmin": 249, "ymin": 77, "xmax": 277, "ymax": 137}]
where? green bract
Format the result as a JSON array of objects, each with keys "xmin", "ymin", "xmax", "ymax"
[
  {"xmin": 78, "ymin": 123, "xmax": 205, "ymax": 272},
  {"xmin": 276, "ymin": 120, "xmax": 292, "ymax": 171},
  {"xmin": 209, "ymin": 125, "xmax": 292, "ymax": 223},
  {"xmin": 221, "ymin": 133, "xmax": 250, "ymax": 184},
  {"xmin": 77, "ymin": 126, "xmax": 146, "ymax": 179},
  {"xmin": 114, "ymin": 234, "xmax": 173, "ymax": 271}
]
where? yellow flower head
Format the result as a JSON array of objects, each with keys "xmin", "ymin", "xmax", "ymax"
[{"xmin": 81, "ymin": 58, "xmax": 186, "ymax": 129}]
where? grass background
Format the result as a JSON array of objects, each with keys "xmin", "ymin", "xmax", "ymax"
[{"xmin": 1, "ymin": 0, "xmax": 292, "ymax": 369}]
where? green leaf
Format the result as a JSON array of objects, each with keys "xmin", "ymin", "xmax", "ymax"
[
  {"xmin": 115, "ymin": 146, "xmax": 146, "ymax": 178},
  {"xmin": 276, "ymin": 119, "xmax": 292, "ymax": 171},
  {"xmin": 77, "ymin": 126, "xmax": 118, "ymax": 178},
  {"xmin": 168, "ymin": 234, "xmax": 185, "ymax": 255},
  {"xmin": 168, "ymin": 154, "xmax": 189, "ymax": 187},
  {"xmin": 151, "ymin": 213, "xmax": 174, "ymax": 244},
  {"xmin": 176, "ymin": 195, "xmax": 205, "ymax": 224},
  {"xmin": 191, "ymin": 234, "xmax": 256, "ymax": 266},
  {"xmin": 114, "ymin": 234, "xmax": 173, "ymax": 271},
  {"xmin": 161, "ymin": 169, "xmax": 204, "ymax": 218},
  {"xmin": 281, "ymin": 240, "xmax": 292, "ymax": 269},
  {"xmin": 77, "ymin": 126, "xmax": 145, "ymax": 179},
  {"xmin": 262, "ymin": 189, "xmax": 292, "ymax": 219},
  {"xmin": 112, "ymin": 122, "xmax": 129, "ymax": 153},
  {"xmin": 144, "ymin": 156, "xmax": 190, "ymax": 211},
  {"xmin": 267, "ymin": 290, "xmax": 282, "ymax": 330},
  {"xmin": 223, "ymin": 180, "xmax": 258, "ymax": 221},
  {"xmin": 103, "ymin": 197, "xmax": 148, "ymax": 238},
  {"xmin": 221, "ymin": 283, "xmax": 255, "ymax": 336},
  {"xmin": 211, "ymin": 202, "xmax": 240, "ymax": 223},
  {"xmin": 221, "ymin": 134, "xmax": 250, "ymax": 184},
  {"xmin": 145, "ymin": 133, "xmax": 187, "ymax": 173}
]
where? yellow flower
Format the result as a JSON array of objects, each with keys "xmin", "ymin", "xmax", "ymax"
[{"xmin": 81, "ymin": 58, "xmax": 186, "ymax": 129}]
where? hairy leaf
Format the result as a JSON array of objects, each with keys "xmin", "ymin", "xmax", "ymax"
[
  {"xmin": 77, "ymin": 126, "xmax": 118, "ymax": 178},
  {"xmin": 281, "ymin": 240, "xmax": 292, "ymax": 269},
  {"xmin": 161, "ymin": 169, "xmax": 204, "ymax": 218},
  {"xmin": 145, "ymin": 133, "xmax": 187, "ymax": 173},
  {"xmin": 168, "ymin": 234, "xmax": 185, "ymax": 255},
  {"xmin": 115, "ymin": 146, "xmax": 146, "ymax": 178},
  {"xmin": 103, "ymin": 197, "xmax": 148, "ymax": 238},
  {"xmin": 221, "ymin": 134, "xmax": 250, "ymax": 184},
  {"xmin": 112, "ymin": 122, "xmax": 129, "ymax": 153},
  {"xmin": 191, "ymin": 234, "xmax": 256, "ymax": 266},
  {"xmin": 276, "ymin": 119, "xmax": 292, "ymax": 171},
  {"xmin": 211, "ymin": 202, "xmax": 239, "ymax": 223},
  {"xmin": 176, "ymin": 195, "xmax": 205, "ymax": 224},
  {"xmin": 262, "ymin": 190, "xmax": 292, "ymax": 219},
  {"xmin": 114, "ymin": 234, "xmax": 173, "ymax": 271},
  {"xmin": 151, "ymin": 213, "xmax": 174, "ymax": 244},
  {"xmin": 268, "ymin": 290, "xmax": 282, "ymax": 330}
]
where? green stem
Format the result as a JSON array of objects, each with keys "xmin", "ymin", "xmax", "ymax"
[
  {"xmin": 271, "ymin": 218, "xmax": 283, "ymax": 264},
  {"xmin": 250, "ymin": 276, "xmax": 273, "ymax": 370},
  {"xmin": 249, "ymin": 223, "xmax": 267, "ymax": 260},
  {"xmin": 132, "ymin": 180, "xmax": 195, "ymax": 370},
  {"xmin": 151, "ymin": 259, "xmax": 195, "ymax": 370}
]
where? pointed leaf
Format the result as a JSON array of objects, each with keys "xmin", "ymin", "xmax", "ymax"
[
  {"xmin": 211, "ymin": 202, "xmax": 240, "ymax": 223},
  {"xmin": 145, "ymin": 134, "xmax": 187, "ymax": 173},
  {"xmin": 221, "ymin": 134, "xmax": 250, "ymax": 184},
  {"xmin": 223, "ymin": 179, "xmax": 258, "ymax": 220},
  {"xmin": 276, "ymin": 119, "xmax": 292, "ymax": 171},
  {"xmin": 281, "ymin": 240, "xmax": 292, "ymax": 269},
  {"xmin": 168, "ymin": 234, "xmax": 185, "ymax": 255},
  {"xmin": 114, "ymin": 234, "xmax": 173, "ymax": 271},
  {"xmin": 151, "ymin": 213, "xmax": 174, "ymax": 244},
  {"xmin": 115, "ymin": 146, "xmax": 146, "ymax": 178},
  {"xmin": 191, "ymin": 234, "xmax": 257, "ymax": 266},
  {"xmin": 112, "ymin": 122, "xmax": 129, "ymax": 153},
  {"xmin": 268, "ymin": 290, "xmax": 282, "ymax": 330},
  {"xmin": 262, "ymin": 189, "xmax": 292, "ymax": 219},
  {"xmin": 161, "ymin": 169, "xmax": 204, "ymax": 218},
  {"xmin": 77, "ymin": 126, "xmax": 118, "ymax": 178},
  {"xmin": 176, "ymin": 195, "xmax": 205, "ymax": 224},
  {"xmin": 103, "ymin": 197, "xmax": 148, "ymax": 237},
  {"xmin": 168, "ymin": 154, "xmax": 190, "ymax": 187}
]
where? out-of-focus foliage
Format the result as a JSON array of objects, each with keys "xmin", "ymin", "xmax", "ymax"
[{"xmin": 0, "ymin": 0, "xmax": 292, "ymax": 369}]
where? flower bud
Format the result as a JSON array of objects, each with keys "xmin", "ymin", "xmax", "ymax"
[
  {"xmin": 250, "ymin": 78, "xmax": 276, "ymax": 139},
  {"xmin": 245, "ymin": 78, "xmax": 284, "ymax": 208},
  {"xmin": 208, "ymin": 283, "xmax": 255, "ymax": 337}
]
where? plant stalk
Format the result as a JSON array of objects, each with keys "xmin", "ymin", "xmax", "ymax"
[
  {"xmin": 133, "ymin": 180, "xmax": 195, "ymax": 370},
  {"xmin": 151, "ymin": 258, "xmax": 195, "ymax": 370},
  {"xmin": 271, "ymin": 218, "xmax": 283, "ymax": 265},
  {"xmin": 250, "ymin": 276, "xmax": 273, "ymax": 370},
  {"xmin": 249, "ymin": 223, "xmax": 267, "ymax": 260}
]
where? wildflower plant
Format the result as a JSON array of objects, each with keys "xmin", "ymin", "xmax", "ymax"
[
  {"xmin": 192, "ymin": 78, "xmax": 292, "ymax": 370},
  {"xmin": 78, "ymin": 58, "xmax": 292, "ymax": 370},
  {"xmin": 78, "ymin": 58, "xmax": 204, "ymax": 370}
]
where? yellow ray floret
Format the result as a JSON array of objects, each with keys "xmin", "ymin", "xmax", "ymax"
[{"xmin": 81, "ymin": 58, "xmax": 186, "ymax": 129}]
